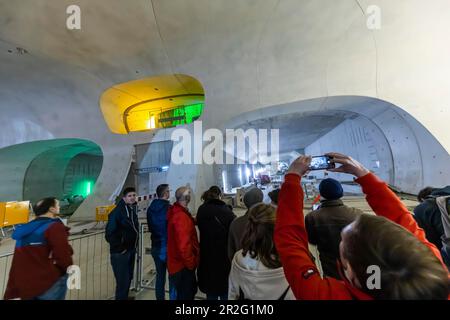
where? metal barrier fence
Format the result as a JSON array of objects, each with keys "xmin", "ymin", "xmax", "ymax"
[
  {"xmin": 136, "ymin": 223, "xmax": 156, "ymax": 291},
  {"xmin": 0, "ymin": 221, "xmax": 213, "ymax": 300},
  {"xmin": 0, "ymin": 230, "xmax": 118, "ymax": 300},
  {"xmin": 65, "ymin": 231, "xmax": 116, "ymax": 300},
  {"xmin": 135, "ymin": 223, "xmax": 205, "ymax": 300},
  {"xmin": 0, "ymin": 222, "xmax": 189, "ymax": 300}
]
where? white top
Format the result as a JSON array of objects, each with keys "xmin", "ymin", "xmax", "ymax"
[{"xmin": 228, "ymin": 249, "xmax": 295, "ymax": 300}]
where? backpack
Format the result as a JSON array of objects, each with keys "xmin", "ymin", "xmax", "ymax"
[{"xmin": 435, "ymin": 196, "xmax": 450, "ymax": 270}]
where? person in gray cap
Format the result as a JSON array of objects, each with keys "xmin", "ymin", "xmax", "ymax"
[
  {"xmin": 227, "ymin": 187, "xmax": 264, "ymax": 261},
  {"xmin": 305, "ymin": 178, "xmax": 363, "ymax": 279}
]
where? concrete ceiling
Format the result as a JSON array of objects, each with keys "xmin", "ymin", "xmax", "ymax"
[{"xmin": 1, "ymin": 0, "xmax": 449, "ymax": 151}]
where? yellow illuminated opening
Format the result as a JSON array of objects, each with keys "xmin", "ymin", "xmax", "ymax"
[
  {"xmin": 100, "ymin": 74, "xmax": 205, "ymax": 134},
  {"xmin": 147, "ymin": 115, "xmax": 156, "ymax": 129}
]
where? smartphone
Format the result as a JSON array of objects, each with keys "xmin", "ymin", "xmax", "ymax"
[{"xmin": 309, "ymin": 155, "xmax": 335, "ymax": 171}]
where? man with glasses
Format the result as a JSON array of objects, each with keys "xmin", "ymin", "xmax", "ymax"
[
  {"xmin": 106, "ymin": 187, "xmax": 139, "ymax": 300},
  {"xmin": 147, "ymin": 184, "xmax": 175, "ymax": 300}
]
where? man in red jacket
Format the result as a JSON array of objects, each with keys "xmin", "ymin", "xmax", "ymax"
[
  {"xmin": 167, "ymin": 186, "xmax": 200, "ymax": 300},
  {"xmin": 4, "ymin": 197, "xmax": 73, "ymax": 300},
  {"xmin": 275, "ymin": 153, "xmax": 450, "ymax": 300}
]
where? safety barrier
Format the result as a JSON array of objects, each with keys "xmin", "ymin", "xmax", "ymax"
[
  {"xmin": 95, "ymin": 205, "xmax": 116, "ymax": 222},
  {"xmin": 135, "ymin": 223, "xmax": 205, "ymax": 300},
  {"xmin": 136, "ymin": 223, "xmax": 155, "ymax": 291},
  {"xmin": 136, "ymin": 194, "xmax": 157, "ymax": 216},
  {"xmin": 0, "ymin": 230, "xmax": 117, "ymax": 300},
  {"xmin": 0, "ymin": 201, "xmax": 31, "ymax": 238},
  {"xmin": 1, "ymin": 220, "xmax": 205, "ymax": 300}
]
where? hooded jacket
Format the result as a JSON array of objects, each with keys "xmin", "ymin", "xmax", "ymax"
[
  {"xmin": 167, "ymin": 202, "xmax": 199, "ymax": 275},
  {"xmin": 414, "ymin": 186, "xmax": 450, "ymax": 250},
  {"xmin": 4, "ymin": 217, "xmax": 73, "ymax": 300},
  {"xmin": 146, "ymin": 198, "xmax": 170, "ymax": 261},
  {"xmin": 105, "ymin": 199, "xmax": 139, "ymax": 254},
  {"xmin": 228, "ymin": 250, "xmax": 294, "ymax": 300},
  {"xmin": 275, "ymin": 173, "xmax": 449, "ymax": 300}
]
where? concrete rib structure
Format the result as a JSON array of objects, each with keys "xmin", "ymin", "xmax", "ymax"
[{"xmin": 0, "ymin": 0, "xmax": 449, "ymax": 221}]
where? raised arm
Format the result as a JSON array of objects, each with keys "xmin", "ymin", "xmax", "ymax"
[
  {"xmin": 275, "ymin": 156, "xmax": 351, "ymax": 300},
  {"xmin": 327, "ymin": 152, "xmax": 443, "ymax": 264}
]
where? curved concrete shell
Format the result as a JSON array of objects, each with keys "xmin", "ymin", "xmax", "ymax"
[{"xmin": 1, "ymin": 0, "xmax": 449, "ymax": 220}]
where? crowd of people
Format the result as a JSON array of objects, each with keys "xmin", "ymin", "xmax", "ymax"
[{"xmin": 3, "ymin": 152, "xmax": 450, "ymax": 300}]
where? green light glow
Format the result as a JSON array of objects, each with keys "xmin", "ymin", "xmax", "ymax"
[
  {"xmin": 159, "ymin": 103, "xmax": 204, "ymax": 128},
  {"xmin": 73, "ymin": 180, "xmax": 93, "ymax": 197},
  {"xmin": 86, "ymin": 181, "xmax": 92, "ymax": 196}
]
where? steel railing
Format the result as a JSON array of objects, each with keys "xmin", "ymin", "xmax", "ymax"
[
  {"xmin": 0, "ymin": 230, "xmax": 117, "ymax": 300},
  {"xmin": 1, "ymin": 221, "xmax": 203, "ymax": 300}
]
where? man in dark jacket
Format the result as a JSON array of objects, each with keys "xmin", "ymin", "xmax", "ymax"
[
  {"xmin": 227, "ymin": 187, "xmax": 264, "ymax": 261},
  {"xmin": 305, "ymin": 178, "xmax": 363, "ymax": 279},
  {"xmin": 197, "ymin": 186, "xmax": 236, "ymax": 300},
  {"xmin": 146, "ymin": 183, "xmax": 174, "ymax": 300},
  {"xmin": 413, "ymin": 185, "xmax": 450, "ymax": 251},
  {"xmin": 105, "ymin": 187, "xmax": 139, "ymax": 300},
  {"xmin": 4, "ymin": 197, "xmax": 73, "ymax": 300}
]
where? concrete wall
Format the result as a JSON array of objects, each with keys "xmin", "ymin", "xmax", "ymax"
[
  {"xmin": 228, "ymin": 96, "xmax": 450, "ymax": 194},
  {"xmin": 305, "ymin": 117, "xmax": 393, "ymax": 186},
  {"xmin": 0, "ymin": 139, "xmax": 101, "ymax": 202}
]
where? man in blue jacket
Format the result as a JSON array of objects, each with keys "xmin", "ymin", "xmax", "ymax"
[
  {"xmin": 105, "ymin": 187, "xmax": 139, "ymax": 300},
  {"xmin": 147, "ymin": 184, "xmax": 174, "ymax": 300}
]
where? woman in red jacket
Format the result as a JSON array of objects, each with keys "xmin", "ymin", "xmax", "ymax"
[{"xmin": 274, "ymin": 153, "xmax": 449, "ymax": 300}]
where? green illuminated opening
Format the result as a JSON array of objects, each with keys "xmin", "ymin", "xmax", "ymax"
[
  {"xmin": 86, "ymin": 181, "xmax": 92, "ymax": 196},
  {"xmin": 159, "ymin": 103, "xmax": 204, "ymax": 128},
  {"xmin": 74, "ymin": 180, "xmax": 94, "ymax": 198}
]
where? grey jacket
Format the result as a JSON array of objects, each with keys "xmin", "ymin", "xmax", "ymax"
[{"xmin": 227, "ymin": 212, "xmax": 249, "ymax": 261}]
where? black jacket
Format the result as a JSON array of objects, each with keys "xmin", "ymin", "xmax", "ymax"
[
  {"xmin": 413, "ymin": 186, "xmax": 450, "ymax": 250},
  {"xmin": 105, "ymin": 200, "xmax": 139, "ymax": 254},
  {"xmin": 196, "ymin": 199, "xmax": 236, "ymax": 295},
  {"xmin": 305, "ymin": 199, "xmax": 363, "ymax": 279}
]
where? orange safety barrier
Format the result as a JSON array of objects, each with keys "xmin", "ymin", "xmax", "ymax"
[
  {"xmin": 95, "ymin": 204, "xmax": 116, "ymax": 222},
  {"xmin": 2, "ymin": 201, "xmax": 31, "ymax": 227}
]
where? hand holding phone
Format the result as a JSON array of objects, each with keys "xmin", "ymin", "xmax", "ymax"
[
  {"xmin": 325, "ymin": 152, "xmax": 369, "ymax": 177},
  {"xmin": 308, "ymin": 155, "xmax": 335, "ymax": 171}
]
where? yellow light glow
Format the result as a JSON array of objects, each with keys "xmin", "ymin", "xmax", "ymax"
[
  {"xmin": 99, "ymin": 74, "xmax": 205, "ymax": 134},
  {"xmin": 147, "ymin": 115, "xmax": 156, "ymax": 129}
]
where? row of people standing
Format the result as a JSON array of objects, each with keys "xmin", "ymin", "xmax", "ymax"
[
  {"xmin": 146, "ymin": 181, "xmax": 294, "ymax": 300},
  {"xmin": 147, "ymin": 157, "xmax": 450, "ymax": 301}
]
